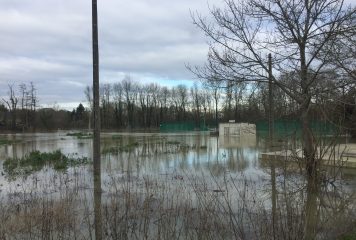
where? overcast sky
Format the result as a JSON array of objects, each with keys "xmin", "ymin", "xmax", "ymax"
[
  {"xmin": 1, "ymin": 0, "xmax": 354, "ymax": 110},
  {"xmin": 0, "ymin": 0, "xmax": 221, "ymax": 109}
]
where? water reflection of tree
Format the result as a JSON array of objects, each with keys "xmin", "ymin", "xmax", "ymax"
[{"xmin": 228, "ymin": 148, "xmax": 249, "ymax": 172}]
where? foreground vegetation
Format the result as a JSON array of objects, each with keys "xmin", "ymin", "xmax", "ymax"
[{"xmin": 0, "ymin": 164, "xmax": 354, "ymax": 240}]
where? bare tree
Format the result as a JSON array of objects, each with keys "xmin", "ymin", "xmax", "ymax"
[
  {"xmin": 19, "ymin": 83, "xmax": 28, "ymax": 128},
  {"xmin": 203, "ymin": 81, "xmax": 221, "ymax": 129},
  {"xmin": 28, "ymin": 82, "xmax": 37, "ymax": 129},
  {"xmin": 232, "ymin": 82, "xmax": 246, "ymax": 122},
  {"xmin": 191, "ymin": 82, "xmax": 202, "ymax": 128},
  {"xmin": 159, "ymin": 86, "xmax": 170, "ymax": 123},
  {"xmin": 170, "ymin": 87, "xmax": 180, "ymax": 121},
  {"xmin": 191, "ymin": 0, "xmax": 356, "ymax": 177},
  {"xmin": 100, "ymin": 83, "xmax": 111, "ymax": 128},
  {"xmin": 2, "ymin": 84, "xmax": 19, "ymax": 130},
  {"xmin": 322, "ymin": 16, "xmax": 356, "ymax": 81},
  {"xmin": 177, "ymin": 84, "xmax": 189, "ymax": 121},
  {"xmin": 29, "ymin": 82, "xmax": 37, "ymax": 112},
  {"xmin": 137, "ymin": 83, "xmax": 159, "ymax": 128},
  {"xmin": 149, "ymin": 83, "xmax": 160, "ymax": 127},
  {"xmin": 122, "ymin": 76, "xmax": 137, "ymax": 129},
  {"xmin": 84, "ymin": 85, "xmax": 93, "ymax": 130},
  {"xmin": 113, "ymin": 82, "xmax": 124, "ymax": 128},
  {"xmin": 200, "ymin": 88, "xmax": 211, "ymax": 128}
]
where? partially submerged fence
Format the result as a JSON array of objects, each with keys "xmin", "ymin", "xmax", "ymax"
[
  {"xmin": 256, "ymin": 119, "xmax": 336, "ymax": 135},
  {"xmin": 160, "ymin": 122, "xmax": 208, "ymax": 132}
]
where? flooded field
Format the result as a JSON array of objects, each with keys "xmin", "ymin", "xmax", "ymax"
[
  {"xmin": 0, "ymin": 131, "xmax": 355, "ymax": 239},
  {"xmin": 0, "ymin": 132, "xmax": 261, "ymax": 173},
  {"xmin": 0, "ymin": 132, "xmax": 265, "ymax": 190}
]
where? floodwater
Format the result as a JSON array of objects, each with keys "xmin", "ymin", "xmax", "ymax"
[
  {"xmin": 0, "ymin": 132, "xmax": 266, "ymax": 193},
  {"xmin": 0, "ymin": 131, "xmax": 356, "ymax": 191},
  {"xmin": 0, "ymin": 131, "xmax": 355, "ymax": 239},
  {"xmin": 0, "ymin": 132, "xmax": 266, "ymax": 179},
  {"xmin": 1, "ymin": 131, "xmax": 355, "ymax": 177}
]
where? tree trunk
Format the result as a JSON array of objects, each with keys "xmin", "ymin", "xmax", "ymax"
[
  {"xmin": 215, "ymin": 99, "xmax": 218, "ymax": 129},
  {"xmin": 304, "ymin": 175, "xmax": 319, "ymax": 240},
  {"xmin": 301, "ymin": 105, "xmax": 317, "ymax": 178},
  {"xmin": 11, "ymin": 111, "xmax": 16, "ymax": 130},
  {"xmin": 300, "ymin": 44, "xmax": 317, "ymax": 178}
]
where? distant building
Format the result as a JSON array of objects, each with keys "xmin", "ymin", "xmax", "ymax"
[{"xmin": 219, "ymin": 122, "xmax": 256, "ymax": 136}]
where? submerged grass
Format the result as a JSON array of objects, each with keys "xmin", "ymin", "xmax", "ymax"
[
  {"xmin": 66, "ymin": 132, "xmax": 93, "ymax": 139},
  {"xmin": 0, "ymin": 139, "xmax": 19, "ymax": 145},
  {"xmin": 102, "ymin": 142, "xmax": 140, "ymax": 154},
  {"xmin": 111, "ymin": 135, "xmax": 122, "ymax": 139},
  {"xmin": 3, "ymin": 150, "xmax": 90, "ymax": 179}
]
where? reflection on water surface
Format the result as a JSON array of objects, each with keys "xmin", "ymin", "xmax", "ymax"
[{"xmin": 0, "ymin": 132, "xmax": 264, "ymax": 177}]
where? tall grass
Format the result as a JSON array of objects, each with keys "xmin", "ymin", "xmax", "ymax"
[{"xmin": 0, "ymin": 163, "xmax": 354, "ymax": 240}]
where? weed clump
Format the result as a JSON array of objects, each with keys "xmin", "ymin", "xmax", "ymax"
[{"xmin": 3, "ymin": 150, "xmax": 90, "ymax": 179}]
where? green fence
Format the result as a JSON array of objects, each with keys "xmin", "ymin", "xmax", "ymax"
[
  {"xmin": 256, "ymin": 119, "xmax": 336, "ymax": 135},
  {"xmin": 160, "ymin": 122, "xmax": 208, "ymax": 132}
]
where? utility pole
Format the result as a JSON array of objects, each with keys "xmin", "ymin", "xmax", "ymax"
[
  {"xmin": 268, "ymin": 53, "xmax": 274, "ymax": 140},
  {"xmin": 268, "ymin": 53, "xmax": 277, "ymax": 240},
  {"xmin": 92, "ymin": 0, "xmax": 102, "ymax": 239}
]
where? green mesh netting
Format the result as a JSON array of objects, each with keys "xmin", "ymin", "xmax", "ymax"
[
  {"xmin": 256, "ymin": 119, "xmax": 336, "ymax": 135},
  {"xmin": 160, "ymin": 122, "xmax": 208, "ymax": 132}
]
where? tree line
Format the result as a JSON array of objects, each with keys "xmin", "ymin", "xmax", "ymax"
[
  {"xmin": 0, "ymin": 82, "xmax": 87, "ymax": 131},
  {"xmin": 82, "ymin": 75, "xmax": 310, "ymax": 130},
  {"xmin": 1, "ymin": 74, "xmax": 355, "ymax": 133}
]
